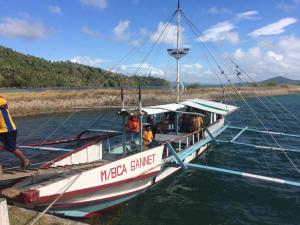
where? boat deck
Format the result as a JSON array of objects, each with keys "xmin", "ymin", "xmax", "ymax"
[{"xmin": 0, "ymin": 161, "xmax": 107, "ymax": 181}]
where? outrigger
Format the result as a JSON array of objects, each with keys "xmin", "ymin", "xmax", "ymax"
[{"xmin": 1, "ymin": 0, "xmax": 300, "ymax": 219}]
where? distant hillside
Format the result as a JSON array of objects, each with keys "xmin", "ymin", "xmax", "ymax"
[
  {"xmin": 258, "ymin": 76, "xmax": 300, "ymax": 85},
  {"xmin": 0, "ymin": 45, "xmax": 168, "ymax": 88}
]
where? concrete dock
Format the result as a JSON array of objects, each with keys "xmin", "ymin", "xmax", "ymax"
[{"xmin": 0, "ymin": 198, "xmax": 88, "ymax": 225}]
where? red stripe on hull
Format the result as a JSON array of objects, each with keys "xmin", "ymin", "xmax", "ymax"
[
  {"xmin": 53, "ymin": 185, "xmax": 148, "ymax": 208},
  {"xmin": 53, "ymin": 147, "xmax": 209, "ymax": 209},
  {"xmin": 25, "ymin": 171, "xmax": 159, "ymax": 205}
]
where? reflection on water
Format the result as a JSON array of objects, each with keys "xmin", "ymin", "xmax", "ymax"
[{"xmin": 1, "ymin": 94, "xmax": 300, "ymax": 225}]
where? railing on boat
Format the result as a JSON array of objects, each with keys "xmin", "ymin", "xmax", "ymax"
[{"xmin": 162, "ymin": 128, "xmax": 204, "ymax": 158}]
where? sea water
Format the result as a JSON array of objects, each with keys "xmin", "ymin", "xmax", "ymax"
[{"xmin": 1, "ymin": 94, "xmax": 300, "ymax": 225}]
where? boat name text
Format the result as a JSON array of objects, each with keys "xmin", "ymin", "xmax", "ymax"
[{"xmin": 100, "ymin": 153, "xmax": 156, "ymax": 182}]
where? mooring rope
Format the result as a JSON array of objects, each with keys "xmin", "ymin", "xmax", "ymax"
[{"xmin": 25, "ymin": 172, "xmax": 83, "ymax": 225}]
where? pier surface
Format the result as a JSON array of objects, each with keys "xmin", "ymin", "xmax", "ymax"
[{"xmin": 8, "ymin": 205, "xmax": 88, "ymax": 225}]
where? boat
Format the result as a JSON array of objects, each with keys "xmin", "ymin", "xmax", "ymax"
[{"xmin": 1, "ymin": 0, "xmax": 300, "ymax": 220}]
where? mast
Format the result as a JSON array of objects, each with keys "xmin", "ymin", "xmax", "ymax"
[
  {"xmin": 176, "ymin": 0, "xmax": 180, "ymax": 103},
  {"xmin": 167, "ymin": 0, "xmax": 189, "ymax": 103}
]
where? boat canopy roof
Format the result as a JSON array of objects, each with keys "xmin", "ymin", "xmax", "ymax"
[
  {"xmin": 181, "ymin": 99, "xmax": 239, "ymax": 115},
  {"xmin": 141, "ymin": 99, "xmax": 238, "ymax": 116},
  {"xmin": 142, "ymin": 103, "xmax": 185, "ymax": 115}
]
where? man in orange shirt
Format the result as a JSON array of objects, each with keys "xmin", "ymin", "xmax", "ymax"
[
  {"xmin": 142, "ymin": 126, "xmax": 153, "ymax": 149},
  {"xmin": 0, "ymin": 96, "xmax": 30, "ymax": 174}
]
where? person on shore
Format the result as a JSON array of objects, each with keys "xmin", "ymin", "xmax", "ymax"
[
  {"xmin": 142, "ymin": 126, "xmax": 153, "ymax": 149},
  {"xmin": 0, "ymin": 96, "xmax": 30, "ymax": 174}
]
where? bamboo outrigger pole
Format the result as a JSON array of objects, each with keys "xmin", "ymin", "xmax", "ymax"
[
  {"xmin": 167, "ymin": 139, "xmax": 300, "ymax": 188},
  {"xmin": 185, "ymin": 163, "xmax": 300, "ymax": 188}
]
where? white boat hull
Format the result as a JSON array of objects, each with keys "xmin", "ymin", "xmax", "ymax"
[{"xmin": 16, "ymin": 119, "xmax": 224, "ymax": 218}]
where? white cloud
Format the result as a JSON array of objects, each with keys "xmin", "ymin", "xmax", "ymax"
[
  {"xmin": 113, "ymin": 20, "xmax": 131, "ymax": 41},
  {"xmin": 117, "ymin": 63, "xmax": 164, "ymax": 76},
  {"xmin": 277, "ymin": 3, "xmax": 297, "ymax": 12},
  {"xmin": 249, "ymin": 47, "xmax": 261, "ymax": 58},
  {"xmin": 182, "ymin": 63, "xmax": 203, "ymax": 71},
  {"xmin": 82, "ymin": 20, "xmax": 133, "ymax": 42},
  {"xmin": 48, "ymin": 5, "xmax": 62, "ymax": 15},
  {"xmin": 81, "ymin": 26, "xmax": 101, "ymax": 38},
  {"xmin": 157, "ymin": 63, "xmax": 216, "ymax": 84},
  {"xmin": 207, "ymin": 7, "xmax": 231, "ymax": 15},
  {"xmin": 234, "ymin": 48, "xmax": 245, "ymax": 59},
  {"xmin": 80, "ymin": 0, "xmax": 107, "ymax": 10},
  {"xmin": 197, "ymin": 21, "xmax": 239, "ymax": 44},
  {"xmin": 249, "ymin": 17, "xmax": 297, "ymax": 38},
  {"xmin": 267, "ymin": 51, "xmax": 284, "ymax": 61},
  {"xmin": 0, "ymin": 17, "xmax": 48, "ymax": 40},
  {"xmin": 237, "ymin": 11, "xmax": 259, "ymax": 20},
  {"xmin": 70, "ymin": 56, "xmax": 104, "ymax": 67},
  {"xmin": 114, "ymin": 61, "xmax": 216, "ymax": 84},
  {"xmin": 151, "ymin": 22, "xmax": 182, "ymax": 46},
  {"xmin": 231, "ymin": 36, "xmax": 300, "ymax": 80},
  {"xmin": 277, "ymin": 0, "xmax": 300, "ymax": 12}
]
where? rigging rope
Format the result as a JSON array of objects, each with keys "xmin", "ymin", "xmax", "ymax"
[{"xmin": 181, "ymin": 11, "xmax": 300, "ymax": 175}]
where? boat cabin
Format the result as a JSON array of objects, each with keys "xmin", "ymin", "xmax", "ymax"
[
  {"xmin": 13, "ymin": 98, "xmax": 238, "ymax": 170},
  {"xmin": 108, "ymin": 98, "xmax": 238, "ymax": 157}
]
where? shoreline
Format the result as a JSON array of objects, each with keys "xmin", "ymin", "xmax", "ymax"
[{"xmin": 1, "ymin": 85, "xmax": 300, "ymax": 117}]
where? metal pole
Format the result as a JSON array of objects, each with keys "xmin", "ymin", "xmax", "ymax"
[
  {"xmin": 121, "ymin": 86, "xmax": 126, "ymax": 154},
  {"xmin": 0, "ymin": 198, "xmax": 10, "ymax": 225},
  {"xmin": 176, "ymin": 113, "xmax": 179, "ymax": 134},
  {"xmin": 176, "ymin": 1, "xmax": 181, "ymax": 103},
  {"xmin": 138, "ymin": 86, "xmax": 143, "ymax": 151}
]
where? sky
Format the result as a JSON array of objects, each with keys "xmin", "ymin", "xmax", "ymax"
[{"xmin": 0, "ymin": 0, "xmax": 299, "ymax": 84}]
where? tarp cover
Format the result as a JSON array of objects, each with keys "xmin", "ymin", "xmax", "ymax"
[
  {"xmin": 142, "ymin": 103, "xmax": 185, "ymax": 115},
  {"xmin": 181, "ymin": 99, "xmax": 238, "ymax": 115}
]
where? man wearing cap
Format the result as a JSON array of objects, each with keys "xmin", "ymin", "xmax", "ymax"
[{"xmin": 0, "ymin": 96, "xmax": 30, "ymax": 174}]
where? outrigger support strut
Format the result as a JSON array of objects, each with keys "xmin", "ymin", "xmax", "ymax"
[
  {"xmin": 217, "ymin": 140, "xmax": 300, "ymax": 154},
  {"xmin": 185, "ymin": 163, "xmax": 300, "ymax": 188},
  {"xmin": 166, "ymin": 142, "xmax": 187, "ymax": 169},
  {"xmin": 165, "ymin": 123, "xmax": 300, "ymax": 188},
  {"xmin": 166, "ymin": 142, "xmax": 300, "ymax": 188},
  {"xmin": 230, "ymin": 126, "xmax": 248, "ymax": 143},
  {"xmin": 228, "ymin": 126, "xmax": 300, "ymax": 139},
  {"xmin": 204, "ymin": 127, "xmax": 218, "ymax": 143},
  {"xmin": 216, "ymin": 125, "xmax": 300, "ymax": 154}
]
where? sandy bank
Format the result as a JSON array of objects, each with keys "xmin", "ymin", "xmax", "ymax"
[{"xmin": 1, "ymin": 85, "xmax": 300, "ymax": 117}]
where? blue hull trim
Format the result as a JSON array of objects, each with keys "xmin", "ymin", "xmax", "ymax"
[{"xmin": 50, "ymin": 193, "xmax": 139, "ymax": 218}]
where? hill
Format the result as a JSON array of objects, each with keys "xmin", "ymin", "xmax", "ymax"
[
  {"xmin": 0, "ymin": 45, "xmax": 168, "ymax": 88},
  {"xmin": 258, "ymin": 76, "xmax": 300, "ymax": 85}
]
